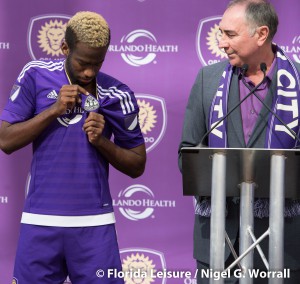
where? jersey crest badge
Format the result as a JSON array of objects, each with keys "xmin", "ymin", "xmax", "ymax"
[{"xmin": 81, "ymin": 94, "xmax": 100, "ymax": 112}]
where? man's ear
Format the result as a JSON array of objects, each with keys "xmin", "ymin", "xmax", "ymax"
[
  {"xmin": 256, "ymin": 26, "xmax": 269, "ymax": 46},
  {"xmin": 61, "ymin": 41, "xmax": 69, "ymax": 56}
]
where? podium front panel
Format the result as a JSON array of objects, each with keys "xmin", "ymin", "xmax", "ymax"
[{"xmin": 181, "ymin": 147, "xmax": 300, "ymax": 198}]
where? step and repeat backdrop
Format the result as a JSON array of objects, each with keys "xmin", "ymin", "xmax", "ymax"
[{"xmin": 0, "ymin": 0, "xmax": 299, "ymax": 283}]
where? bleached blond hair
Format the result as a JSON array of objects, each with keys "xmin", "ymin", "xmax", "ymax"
[{"xmin": 65, "ymin": 11, "xmax": 110, "ymax": 48}]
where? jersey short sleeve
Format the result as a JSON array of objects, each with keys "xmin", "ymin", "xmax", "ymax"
[
  {"xmin": 0, "ymin": 62, "xmax": 38, "ymax": 123},
  {"xmin": 98, "ymin": 74, "xmax": 144, "ymax": 149}
]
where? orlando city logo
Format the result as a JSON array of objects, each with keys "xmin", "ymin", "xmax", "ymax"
[
  {"xmin": 120, "ymin": 248, "xmax": 167, "ymax": 284},
  {"xmin": 196, "ymin": 16, "xmax": 227, "ymax": 66},
  {"xmin": 27, "ymin": 14, "xmax": 70, "ymax": 60},
  {"xmin": 136, "ymin": 94, "xmax": 167, "ymax": 153}
]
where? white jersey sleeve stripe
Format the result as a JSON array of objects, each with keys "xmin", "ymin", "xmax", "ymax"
[
  {"xmin": 98, "ymin": 85, "xmax": 135, "ymax": 115},
  {"xmin": 17, "ymin": 61, "xmax": 64, "ymax": 82}
]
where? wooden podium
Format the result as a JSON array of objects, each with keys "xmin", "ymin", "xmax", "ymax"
[{"xmin": 181, "ymin": 147, "xmax": 300, "ymax": 284}]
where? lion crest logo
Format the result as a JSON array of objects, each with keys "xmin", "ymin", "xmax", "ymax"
[
  {"xmin": 120, "ymin": 248, "xmax": 166, "ymax": 284},
  {"xmin": 123, "ymin": 253, "xmax": 156, "ymax": 284},
  {"xmin": 136, "ymin": 94, "xmax": 167, "ymax": 153},
  {"xmin": 138, "ymin": 99, "xmax": 157, "ymax": 135},
  {"xmin": 37, "ymin": 19, "xmax": 66, "ymax": 57},
  {"xmin": 196, "ymin": 16, "xmax": 227, "ymax": 66},
  {"xmin": 27, "ymin": 14, "xmax": 70, "ymax": 60}
]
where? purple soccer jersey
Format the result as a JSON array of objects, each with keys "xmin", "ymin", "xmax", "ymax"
[{"xmin": 0, "ymin": 60, "xmax": 144, "ymax": 220}]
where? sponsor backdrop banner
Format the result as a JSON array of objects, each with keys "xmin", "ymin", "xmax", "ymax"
[{"xmin": 0, "ymin": 0, "xmax": 299, "ymax": 283}]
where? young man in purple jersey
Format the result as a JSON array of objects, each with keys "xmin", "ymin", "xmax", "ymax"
[{"xmin": 0, "ymin": 11, "xmax": 146, "ymax": 284}]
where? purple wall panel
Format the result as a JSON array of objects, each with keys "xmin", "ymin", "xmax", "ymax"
[{"xmin": 0, "ymin": 0, "xmax": 299, "ymax": 283}]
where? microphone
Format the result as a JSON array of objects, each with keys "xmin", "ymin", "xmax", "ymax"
[
  {"xmin": 198, "ymin": 63, "xmax": 267, "ymax": 147},
  {"xmin": 241, "ymin": 63, "xmax": 300, "ymax": 146}
]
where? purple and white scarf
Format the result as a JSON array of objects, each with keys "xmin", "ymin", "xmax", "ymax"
[{"xmin": 196, "ymin": 45, "xmax": 300, "ymax": 218}]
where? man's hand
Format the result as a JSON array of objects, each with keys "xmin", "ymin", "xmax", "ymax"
[
  {"xmin": 82, "ymin": 112, "xmax": 105, "ymax": 145},
  {"xmin": 50, "ymin": 85, "xmax": 89, "ymax": 116}
]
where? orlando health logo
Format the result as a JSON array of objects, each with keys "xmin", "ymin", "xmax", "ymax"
[
  {"xmin": 0, "ymin": 41, "xmax": 9, "ymax": 50},
  {"xmin": 27, "ymin": 14, "xmax": 70, "ymax": 60},
  {"xmin": 196, "ymin": 16, "xmax": 227, "ymax": 66},
  {"xmin": 280, "ymin": 35, "xmax": 300, "ymax": 63},
  {"xmin": 0, "ymin": 195, "xmax": 8, "ymax": 204},
  {"xmin": 113, "ymin": 184, "xmax": 176, "ymax": 221},
  {"xmin": 109, "ymin": 29, "xmax": 178, "ymax": 67}
]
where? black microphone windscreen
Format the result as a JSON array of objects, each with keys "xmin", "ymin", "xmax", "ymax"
[
  {"xmin": 241, "ymin": 64, "xmax": 249, "ymax": 74},
  {"xmin": 260, "ymin": 62, "xmax": 267, "ymax": 72}
]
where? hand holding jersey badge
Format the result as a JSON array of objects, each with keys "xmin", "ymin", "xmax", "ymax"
[
  {"xmin": 79, "ymin": 89, "xmax": 104, "ymax": 144},
  {"xmin": 80, "ymin": 89, "xmax": 103, "ymax": 143},
  {"xmin": 52, "ymin": 84, "xmax": 100, "ymax": 115},
  {"xmin": 56, "ymin": 84, "xmax": 100, "ymax": 113}
]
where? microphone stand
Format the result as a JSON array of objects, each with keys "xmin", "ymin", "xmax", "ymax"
[
  {"xmin": 198, "ymin": 64, "xmax": 266, "ymax": 147},
  {"xmin": 241, "ymin": 66, "xmax": 300, "ymax": 146}
]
